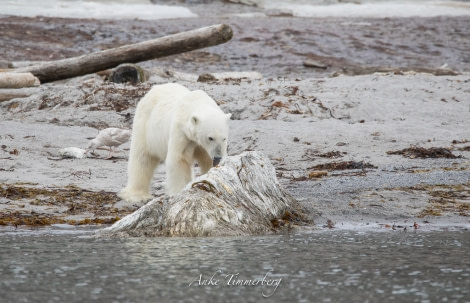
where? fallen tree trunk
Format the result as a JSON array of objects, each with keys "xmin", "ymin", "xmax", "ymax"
[
  {"xmin": 16, "ymin": 24, "xmax": 233, "ymax": 83},
  {"xmin": 99, "ymin": 151, "xmax": 310, "ymax": 237}
]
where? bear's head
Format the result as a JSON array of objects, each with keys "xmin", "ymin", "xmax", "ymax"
[{"xmin": 189, "ymin": 109, "xmax": 231, "ymax": 166}]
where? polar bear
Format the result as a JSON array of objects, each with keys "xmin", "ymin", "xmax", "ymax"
[{"xmin": 118, "ymin": 83, "xmax": 231, "ymax": 203}]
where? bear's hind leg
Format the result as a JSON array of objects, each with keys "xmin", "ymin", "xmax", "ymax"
[{"xmin": 119, "ymin": 152, "xmax": 160, "ymax": 204}]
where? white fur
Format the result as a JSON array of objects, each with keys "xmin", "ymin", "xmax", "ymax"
[{"xmin": 118, "ymin": 83, "xmax": 231, "ymax": 203}]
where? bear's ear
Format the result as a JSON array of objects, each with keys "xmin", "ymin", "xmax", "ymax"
[
  {"xmin": 191, "ymin": 115, "xmax": 200, "ymax": 125},
  {"xmin": 225, "ymin": 113, "xmax": 232, "ymax": 121}
]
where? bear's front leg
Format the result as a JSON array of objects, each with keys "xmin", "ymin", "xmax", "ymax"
[
  {"xmin": 165, "ymin": 155, "xmax": 193, "ymax": 196},
  {"xmin": 194, "ymin": 146, "xmax": 213, "ymax": 175}
]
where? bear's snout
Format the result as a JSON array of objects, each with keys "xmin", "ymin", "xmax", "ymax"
[{"xmin": 213, "ymin": 156, "xmax": 222, "ymax": 166}]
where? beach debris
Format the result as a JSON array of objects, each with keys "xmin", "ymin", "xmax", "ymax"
[
  {"xmin": 197, "ymin": 73, "xmax": 217, "ymax": 83},
  {"xmin": 386, "ymin": 146, "xmax": 461, "ymax": 159},
  {"xmin": 1, "ymin": 144, "xmax": 20, "ymax": 156},
  {"xmin": 272, "ymin": 101, "xmax": 289, "ymax": 108},
  {"xmin": 0, "ymin": 72, "xmax": 40, "ymax": 88},
  {"xmin": 452, "ymin": 140, "xmax": 470, "ymax": 151},
  {"xmin": 81, "ymin": 82, "xmax": 150, "ymax": 112},
  {"xmin": 303, "ymin": 59, "xmax": 328, "ymax": 69},
  {"xmin": 302, "ymin": 149, "xmax": 345, "ymax": 161},
  {"xmin": 149, "ymin": 68, "xmax": 199, "ymax": 82},
  {"xmin": 452, "ymin": 139, "xmax": 469, "ymax": 145},
  {"xmin": 309, "ymin": 161, "xmax": 377, "ymax": 171},
  {"xmin": 65, "ymin": 169, "xmax": 92, "ymax": 180},
  {"xmin": 58, "ymin": 147, "xmax": 87, "ymax": 159},
  {"xmin": 333, "ymin": 66, "xmax": 460, "ymax": 77},
  {"xmin": 0, "ymin": 87, "xmax": 40, "ymax": 102},
  {"xmin": 109, "ymin": 63, "xmax": 148, "ymax": 84},
  {"xmin": 291, "ymin": 170, "xmax": 328, "ymax": 181},
  {"xmin": 99, "ymin": 151, "xmax": 311, "ymax": 237},
  {"xmin": 308, "ymin": 171, "xmax": 328, "ymax": 179},
  {"xmin": 0, "ymin": 183, "xmax": 134, "ymax": 227},
  {"xmin": 85, "ymin": 127, "xmax": 131, "ymax": 158},
  {"xmin": 415, "ymin": 182, "xmax": 470, "ymax": 218},
  {"xmin": 271, "ymin": 210, "xmax": 305, "ymax": 228},
  {"xmin": 225, "ymin": 0, "xmax": 259, "ymax": 6},
  {"xmin": 15, "ymin": 24, "xmax": 233, "ymax": 83},
  {"xmin": 197, "ymin": 71, "xmax": 262, "ymax": 83},
  {"xmin": 324, "ymin": 219, "xmax": 335, "ymax": 229}
]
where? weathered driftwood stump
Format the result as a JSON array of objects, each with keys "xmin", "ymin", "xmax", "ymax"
[{"xmin": 99, "ymin": 151, "xmax": 307, "ymax": 237}]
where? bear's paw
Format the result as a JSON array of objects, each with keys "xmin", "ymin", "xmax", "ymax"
[{"xmin": 118, "ymin": 188, "xmax": 153, "ymax": 205}]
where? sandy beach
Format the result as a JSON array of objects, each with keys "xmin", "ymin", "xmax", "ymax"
[{"xmin": 0, "ymin": 1, "xmax": 469, "ymax": 232}]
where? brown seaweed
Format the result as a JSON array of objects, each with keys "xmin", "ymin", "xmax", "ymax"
[
  {"xmin": 0, "ymin": 183, "xmax": 136, "ymax": 226},
  {"xmin": 309, "ymin": 161, "xmax": 377, "ymax": 171},
  {"xmin": 387, "ymin": 146, "xmax": 461, "ymax": 159}
]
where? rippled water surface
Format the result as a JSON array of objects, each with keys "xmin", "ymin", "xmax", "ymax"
[{"xmin": 0, "ymin": 227, "xmax": 468, "ymax": 303}]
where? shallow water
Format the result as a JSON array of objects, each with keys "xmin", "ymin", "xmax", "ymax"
[
  {"xmin": 3, "ymin": 0, "xmax": 470, "ymax": 19},
  {"xmin": 0, "ymin": 227, "xmax": 468, "ymax": 303}
]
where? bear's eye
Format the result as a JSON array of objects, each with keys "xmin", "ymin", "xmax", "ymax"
[
  {"xmin": 223, "ymin": 138, "xmax": 226, "ymax": 141},
  {"xmin": 208, "ymin": 137, "xmax": 214, "ymax": 141}
]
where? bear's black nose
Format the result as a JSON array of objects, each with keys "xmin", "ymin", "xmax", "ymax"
[{"xmin": 213, "ymin": 156, "xmax": 222, "ymax": 166}]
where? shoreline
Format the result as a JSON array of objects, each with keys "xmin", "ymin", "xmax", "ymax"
[
  {"xmin": 0, "ymin": 10, "xmax": 469, "ymax": 233},
  {"xmin": 1, "ymin": 73, "xmax": 469, "ymax": 232}
]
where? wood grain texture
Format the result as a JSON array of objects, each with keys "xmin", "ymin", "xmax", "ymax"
[{"xmin": 99, "ymin": 151, "xmax": 307, "ymax": 237}]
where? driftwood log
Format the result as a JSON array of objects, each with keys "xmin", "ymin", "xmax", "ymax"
[
  {"xmin": 99, "ymin": 151, "xmax": 308, "ymax": 237},
  {"xmin": 16, "ymin": 24, "xmax": 233, "ymax": 83},
  {"xmin": 0, "ymin": 72, "xmax": 40, "ymax": 88},
  {"xmin": 0, "ymin": 87, "xmax": 40, "ymax": 102}
]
